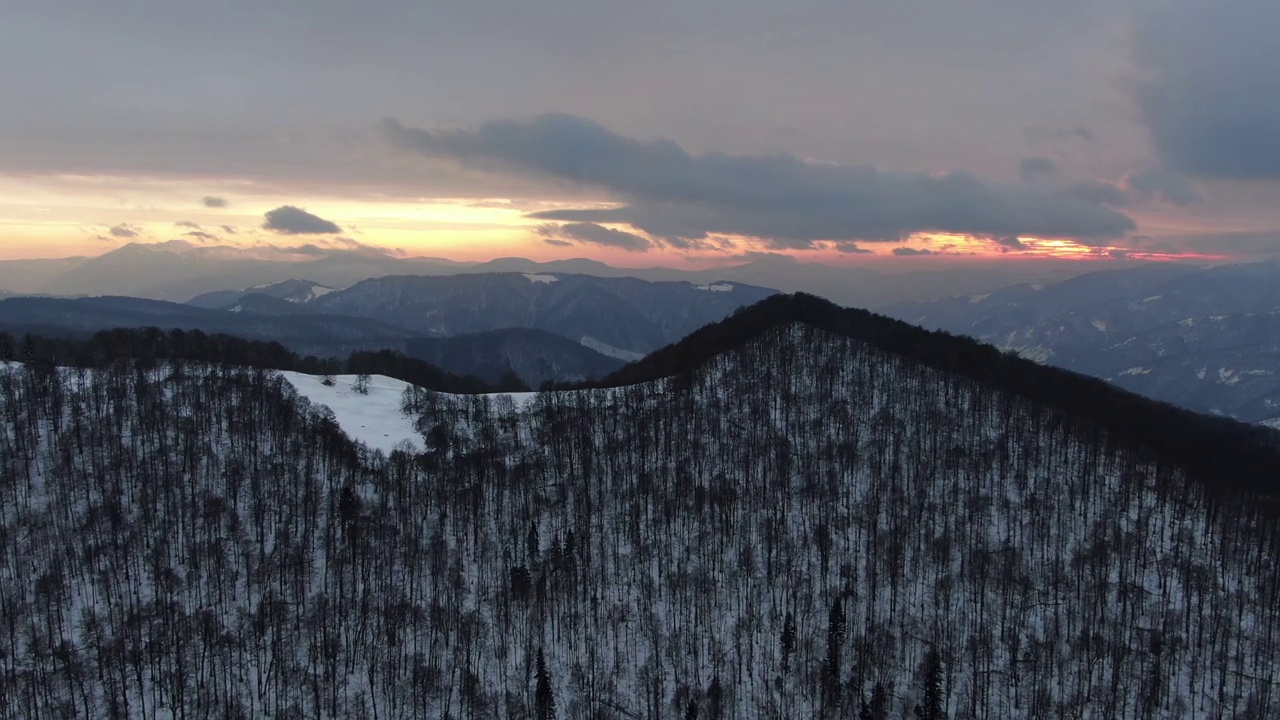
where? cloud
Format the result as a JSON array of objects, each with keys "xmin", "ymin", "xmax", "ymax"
[
  {"xmin": 382, "ymin": 114, "xmax": 1137, "ymax": 248},
  {"xmin": 1019, "ymin": 156, "xmax": 1057, "ymax": 183},
  {"xmin": 833, "ymin": 242, "xmax": 872, "ymax": 254},
  {"xmin": 1064, "ymin": 180, "xmax": 1130, "ymax": 207},
  {"xmin": 220, "ymin": 225, "xmax": 237, "ymax": 234},
  {"xmin": 262, "ymin": 205, "xmax": 341, "ymax": 235},
  {"xmin": 1130, "ymin": 230, "xmax": 1280, "ymax": 258},
  {"xmin": 276, "ymin": 243, "xmax": 329, "ymax": 256},
  {"xmin": 1132, "ymin": 1, "xmax": 1280, "ymax": 179},
  {"xmin": 1126, "ymin": 169, "xmax": 1199, "ymax": 206},
  {"xmin": 108, "ymin": 223, "xmax": 139, "ymax": 238},
  {"xmin": 329, "ymin": 236, "xmax": 403, "ymax": 257},
  {"xmin": 543, "ymin": 238, "xmax": 574, "ymax": 247},
  {"xmin": 996, "ymin": 235, "xmax": 1028, "ymax": 251},
  {"xmin": 202, "ymin": 196, "xmax": 229, "ymax": 208},
  {"xmin": 537, "ymin": 222, "xmax": 653, "ymax": 252},
  {"xmin": 175, "ymin": 220, "xmax": 201, "ymax": 229},
  {"xmin": 184, "ymin": 230, "xmax": 219, "ymax": 242},
  {"xmin": 1023, "ymin": 125, "xmax": 1095, "ymax": 145},
  {"xmin": 892, "ymin": 247, "xmax": 934, "ymax": 256}
]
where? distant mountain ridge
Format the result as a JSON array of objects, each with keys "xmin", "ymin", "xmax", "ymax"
[
  {"xmin": 0, "ymin": 295, "xmax": 624, "ymax": 386},
  {"xmin": 195, "ymin": 272, "xmax": 779, "ymax": 357},
  {"xmin": 5, "ymin": 240, "xmax": 1094, "ymax": 307},
  {"xmin": 885, "ymin": 261, "xmax": 1280, "ymax": 423}
]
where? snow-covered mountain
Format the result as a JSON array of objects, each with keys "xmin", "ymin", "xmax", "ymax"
[
  {"xmin": 303, "ymin": 272, "xmax": 779, "ymax": 356},
  {"xmin": 886, "ymin": 261, "xmax": 1280, "ymax": 424},
  {"xmin": 188, "ymin": 278, "xmax": 338, "ymax": 309},
  {"xmin": 2, "ymin": 294, "xmax": 1277, "ymax": 717}
]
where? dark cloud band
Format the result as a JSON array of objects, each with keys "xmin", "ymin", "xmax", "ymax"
[{"xmin": 383, "ymin": 114, "xmax": 1137, "ymax": 248}]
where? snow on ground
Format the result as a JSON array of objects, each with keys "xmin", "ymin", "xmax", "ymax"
[
  {"xmin": 1119, "ymin": 366, "xmax": 1152, "ymax": 376},
  {"xmin": 280, "ymin": 372, "xmax": 425, "ymax": 454},
  {"xmin": 281, "ymin": 371, "xmax": 543, "ymax": 453},
  {"xmin": 301, "ymin": 284, "xmax": 334, "ymax": 301},
  {"xmin": 580, "ymin": 336, "xmax": 645, "ymax": 361},
  {"xmin": 523, "ymin": 273, "xmax": 558, "ymax": 283},
  {"xmin": 968, "ymin": 292, "xmax": 991, "ymax": 304},
  {"xmin": 696, "ymin": 283, "xmax": 734, "ymax": 292},
  {"xmin": 1091, "ymin": 319, "xmax": 1107, "ymax": 332}
]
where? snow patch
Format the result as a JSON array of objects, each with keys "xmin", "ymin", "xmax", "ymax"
[
  {"xmin": 580, "ymin": 336, "xmax": 645, "ymax": 362},
  {"xmin": 1119, "ymin": 366, "xmax": 1152, "ymax": 376},
  {"xmin": 280, "ymin": 372, "xmax": 424, "ymax": 454},
  {"xmin": 294, "ymin": 284, "xmax": 335, "ymax": 302},
  {"xmin": 1218, "ymin": 368, "xmax": 1241, "ymax": 385},
  {"xmin": 1196, "ymin": 367, "xmax": 1207, "ymax": 380},
  {"xmin": 1091, "ymin": 320, "xmax": 1107, "ymax": 332},
  {"xmin": 523, "ymin": 273, "xmax": 558, "ymax": 284},
  {"xmin": 696, "ymin": 283, "xmax": 735, "ymax": 292},
  {"xmin": 1141, "ymin": 295, "xmax": 1163, "ymax": 303},
  {"xmin": 968, "ymin": 293, "xmax": 991, "ymax": 304}
]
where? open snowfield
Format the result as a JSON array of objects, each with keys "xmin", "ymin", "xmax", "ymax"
[
  {"xmin": 280, "ymin": 370, "xmax": 540, "ymax": 454},
  {"xmin": 279, "ymin": 372, "xmax": 423, "ymax": 454}
]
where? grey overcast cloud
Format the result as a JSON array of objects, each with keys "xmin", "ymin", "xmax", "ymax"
[{"xmin": 2, "ymin": 0, "xmax": 1279, "ymax": 263}]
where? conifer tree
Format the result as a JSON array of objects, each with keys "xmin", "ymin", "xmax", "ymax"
[
  {"xmin": 914, "ymin": 648, "xmax": 945, "ymax": 720},
  {"xmin": 535, "ymin": 648, "xmax": 556, "ymax": 720},
  {"xmin": 826, "ymin": 600, "xmax": 846, "ymax": 705},
  {"xmin": 781, "ymin": 612, "xmax": 797, "ymax": 673}
]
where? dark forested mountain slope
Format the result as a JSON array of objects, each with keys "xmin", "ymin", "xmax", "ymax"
[
  {"xmin": 0, "ymin": 296, "xmax": 622, "ymax": 387},
  {"xmin": 307, "ymin": 272, "xmax": 778, "ymax": 355},
  {"xmin": 1, "ymin": 326, "xmax": 501, "ymax": 394},
  {"xmin": 2, "ymin": 301, "xmax": 1279, "ymax": 717},
  {"xmin": 592, "ymin": 293, "xmax": 1280, "ymax": 500},
  {"xmin": 0, "ymin": 295, "xmax": 420, "ymax": 359},
  {"xmin": 405, "ymin": 328, "xmax": 623, "ymax": 387}
]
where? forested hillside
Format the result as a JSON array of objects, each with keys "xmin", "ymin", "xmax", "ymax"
[{"xmin": 2, "ymin": 306, "xmax": 1278, "ymax": 717}]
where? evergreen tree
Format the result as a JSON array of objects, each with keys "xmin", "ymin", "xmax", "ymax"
[
  {"xmin": 868, "ymin": 682, "xmax": 889, "ymax": 720},
  {"xmin": 707, "ymin": 676, "xmax": 724, "ymax": 720},
  {"xmin": 527, "ymin": 521, "xmax": 541, "ymax": 563},
  {"xmin": 535, "ymin": 648, "xmax": 556, "ymax": 720},
  {"xmin": 781, "ymin": 612, "xmax": 797, "ymax": 673},
  {"xmin": 914, "ymin": 648, "xmax": 945, "ymax": 720},
  {"xmin": 825, "ymin": 600, "xmax": 846, "ymax": 705}
]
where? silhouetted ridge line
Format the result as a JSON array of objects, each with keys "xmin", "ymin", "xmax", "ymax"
[
  {"xmin": 579, "ymin": 293, "xmax": 1280, "ymax": 503},
  {"xmin": 0, "ymin": 326, "xmax": 515, "ymax": 394}
]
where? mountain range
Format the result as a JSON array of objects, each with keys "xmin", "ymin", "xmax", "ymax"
[
  {"xmin": 887, "ymin": 261, "xmax": 1280, "ymax": 424},
  {"xmin": 0, "ymin": 272, "xmax": 778, "ymax": 386},
  {"xmin": 4, "ymin": 240, "xmax": 1093, "ymax": 307},
  {"xmin": 3, "ymin": 293, "xmax": 1277, "ymax": 717}
]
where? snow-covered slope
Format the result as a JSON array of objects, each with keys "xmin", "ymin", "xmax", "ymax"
[
  {"xmin": 2, "ymin": 322, "xmax": 1278, "ymax": 718},
  {"xmin": 280, "ymin": 371, "xmax": 423, "ymax": 454}
]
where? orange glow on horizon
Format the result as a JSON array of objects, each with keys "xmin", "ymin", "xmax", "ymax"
[{"xmin": 0, "ymin": 172, "xmax": 1243, "ymax": 265}]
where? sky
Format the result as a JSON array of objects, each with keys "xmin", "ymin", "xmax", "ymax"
[{"xmin": 3, "ymin": 0, "xmax": 1280, "ymax": 266}]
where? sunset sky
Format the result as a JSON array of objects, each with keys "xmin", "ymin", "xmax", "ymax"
[{"xmin": 3, "ymin": 0, "xmax": 1279, "ymax": 266}]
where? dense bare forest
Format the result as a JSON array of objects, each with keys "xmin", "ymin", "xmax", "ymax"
[{"xmin": 2, "ymin": 318, "xmax": 1278, "ymax": 718}]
